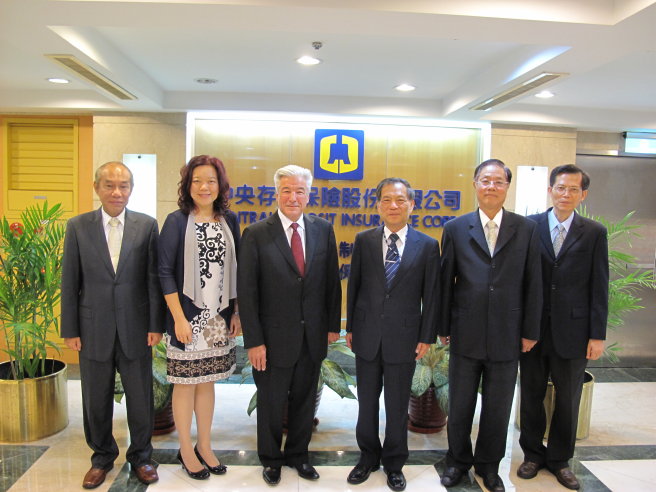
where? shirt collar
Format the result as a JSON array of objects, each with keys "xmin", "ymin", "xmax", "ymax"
[
  {"xmin": 101, "ymin": 207, "xmax": 126, "ymax": 228},
  {"xmin": 278, "ymin": 209, "xmax": 305, "ymax": 231},
  {"xmin": 479, "ymin": 208, "xmax": 503, "ymax": 229},
  {"xmin": 384, "ymin": 224, "xmax": 408, "ymax": 243},
  {"xmin": 548, "ymin": 208, "xmax": 575, "ymax": 233}
]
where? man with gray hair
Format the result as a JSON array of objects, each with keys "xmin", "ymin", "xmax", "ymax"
[{"xmin": 238, "ymin": 165, "xmax": 341, "ymax": 486}]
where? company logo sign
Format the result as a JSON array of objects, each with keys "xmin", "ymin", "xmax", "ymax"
[{"xmin": 314, "ymin": 129, "xmax": 364, "ymax": 180}]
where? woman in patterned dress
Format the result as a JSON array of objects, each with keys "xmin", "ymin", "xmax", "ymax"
[{"xmin": 159, "ymin": 155, "xmax": 240, "ymax": 479}]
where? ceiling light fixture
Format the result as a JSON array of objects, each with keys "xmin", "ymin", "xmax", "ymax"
[
  {"xmin": 535, "ymin": 90, "xmax": 554, "ymax": 98},
  {"xmin": 47, "ymin": 77, "xmax": 70, "ymax": 84},
  {"xmin": 395, "ymin": 83, "xmax": 416, "ymax": 92},
  {"xmin": 195, "ymin": 78, "xmax": 218, "ymax": 84},
  {"xmin": 297, "ymin": 41, "xmax": 323, "ymax": 65},
  {"xmin": 470, "ymin": 72, "xmax": 567, "ymax": 111}
]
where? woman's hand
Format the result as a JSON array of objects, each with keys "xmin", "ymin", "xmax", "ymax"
[
  {"xmin": 174, "ymin": 318, "xmax": 193, "ymax": 345},
  {"xmin": 229, "ymin": 312, "xmax": 241, "ymax": 337}
]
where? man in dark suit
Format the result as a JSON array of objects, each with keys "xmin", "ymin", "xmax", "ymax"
[
  {"xmin": 518, "ymin": 164, "xmax": 608, "ymax": 490},
  {"xmin": 237, "ymin": 164, "xmax": 341, "ymax": 486},
  {"xmin": 439, "ymin": 159, "xmax": 542, "ymax": 492},
  {"xmin": 61, "ymin": 161, "xmax": 165, "ymax": 489},
  {"xmin": 345, "ymin": 177, "xmax": 439, "ymax": 492}
]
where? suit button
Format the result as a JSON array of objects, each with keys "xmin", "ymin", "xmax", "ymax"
[
  {"xmin": 380, "ymin": 314, "xmax": 385, "ymax": 319},
  {"xmin": 554, "ymin": 262, "xmax": 559, "ymax": 268},
  {"xmin": 551, "ymin": 284, "xmax": 556, "ymax": 290},
  {"xmin": 297, "ymin": 277, "xmax": 303, "ymax": 282},
  {"xmin": 385, "ymin": 294, "xmax": 390, "ymax": 299},
  {"xmin": 489, "ymin": 286, "xmax": 494, "ymax": 291},
  {"xmin": 491, "ymin": 261, "xmax": 495, "ymax": 268},
  {"xmin": 300, "ymin": 320, "xmax": 305, "ymax": 325}
]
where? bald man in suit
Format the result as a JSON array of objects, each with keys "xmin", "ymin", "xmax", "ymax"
[{"xmin": 61, "ymin": 162, "xmax": 165, "ymax": 489}]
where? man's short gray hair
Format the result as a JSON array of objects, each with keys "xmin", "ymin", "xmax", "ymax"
[
  {"xmin": 273, "ymin": 165, "xmax": 313, "ymax": 192},
  {"xmin": 94, "ymin": 161, "xmax": 134, "ymax": 188}
]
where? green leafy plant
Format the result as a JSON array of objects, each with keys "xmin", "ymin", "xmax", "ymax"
[
  {"xmin": 0, "ymin": 202, "xmax": 65, "ymax": 380},
  {"xmin": 238, "ymin": 336, "xmax": 357, "ymax": 416},
  {"xmin": 579, "ymin": 208, "xmax": 656, "ymax": 362},
  {"xmin": 410, "ymin": 342, "xmax": 449, "ymax": 414},
  {"xmin": 114, "ymin": 341, "xmax": 173, "ymax": 412}
]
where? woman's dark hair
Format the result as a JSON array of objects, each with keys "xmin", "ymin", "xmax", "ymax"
[{"xmin": 178, "ymin": 155, "xmax": 230, "ymax": 218}]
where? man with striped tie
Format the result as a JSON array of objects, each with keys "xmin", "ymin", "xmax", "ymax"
[{"xmin": 346, "ymin": 178, "xmax": 440, "ymax": 491}]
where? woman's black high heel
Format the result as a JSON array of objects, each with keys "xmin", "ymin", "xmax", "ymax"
[
  {"xmin": 177, "ymin": 450, "xmax": 210, "ymax": 480},
  {"xmin": 194, "ymin": 445, "xmax": 227, "ymax": 475}
]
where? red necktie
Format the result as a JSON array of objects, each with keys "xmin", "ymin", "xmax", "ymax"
[{"xmin": 290, "ymin": 222, "xmax": 305, "ymax": 276}]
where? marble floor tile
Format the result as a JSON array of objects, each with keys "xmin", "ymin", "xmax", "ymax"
[{"xmin": 581, "ymin": 460, "xmax": 656, "ymax": 492}]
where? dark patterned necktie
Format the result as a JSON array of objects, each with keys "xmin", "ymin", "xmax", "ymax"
[
  {"xmin": 290, "ymin": 222, "xmax": 305, "ymax": 276},
  {"xmin": 385, "ymin": 233, "xmax": 400, "ymax": 289}
]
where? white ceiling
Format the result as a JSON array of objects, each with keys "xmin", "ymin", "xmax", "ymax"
[{"xmin": 1, "ymin": 0, "xmax": 656, "ymax": 131}]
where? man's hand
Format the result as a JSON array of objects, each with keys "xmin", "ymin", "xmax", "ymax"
[
  {"xmin": 64, "ymin": 337, "xmax": 81, "ymax": 351},
  {"xmin": 587, "ymin": 339, "xmax": 604, "ymax": 360},
  {"xmin": 327, "ymin": 331, "xmax": 340, "ymax": 344},
  {"xmin": 521, "ymin": 338, "xmax": 537, "ymax": 352},
  {"xmin": 439, "ymin": 336, "xmax": 450, "ymax": 346},
  {"xmin": 345, "ymin": 332, "xmax": 353, "ymax": 349},
  {"xmin": 415, "ymin": 342, "xmax": 430, "ymax": 360},
  {"xmin": 248, "ymin": 344, "xmax": 267, "ymax": 371},
  {"xmin": 147, "ymin": 332, "xmax": 162, "ymax": 346}
]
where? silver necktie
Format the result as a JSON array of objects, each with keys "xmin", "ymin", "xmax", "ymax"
[
  {"xmin": 108, "ymin": 217, "xmax": 121, "ymax": 272},
  {"xmin": 485, "ymin": 220, "xmax": 498, "ymax": 255},
  {"xmin": 553, "ymin": 224, "xmax": 566, "ymax": 256}
]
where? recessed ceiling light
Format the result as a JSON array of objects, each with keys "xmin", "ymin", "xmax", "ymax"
[
  {"xmin": 296, "ymin": 55, "xmax": 322, "ymax": 66},
  {"xmin": 395, "ymin": 83, "xmax": 416, "ymax": 92},
  {"xmin": 195, "ymin": 78, "xmax": 218, "ymax": 84},
  {"xmin": 47, "ymin": 77, "xmax": 70, "ymax": 84},
  {"xmin": 535, "ymin": 90, "xmax": 554, "ymax": 98}
]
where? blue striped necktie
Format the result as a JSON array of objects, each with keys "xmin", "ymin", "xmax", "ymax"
[{"xmin": 385, "ymin": 233, "xmax": 400, "ymax": 289}]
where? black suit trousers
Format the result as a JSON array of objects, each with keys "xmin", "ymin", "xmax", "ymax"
[
  {"xmin": 252, "ymin": 338, "xmax": 320, "ymax": 467},
  {"xmin": 355, "ymin": 352, "xmax": 415, "ymax": 472},
  {"xmin": 519, "ymin": 339, "xmax": 588, "ymax": 470},
  {"xmin": 79, "ymin": 339, "xmax": 154, "ymax": 469},
  {"xmin": 446, "ymin": 353, "xmax": 517, "ymax": 474}
]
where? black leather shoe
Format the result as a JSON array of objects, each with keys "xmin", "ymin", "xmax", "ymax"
[
  {"xmin": 517, "ymin": 460, "xmax": 543, "ymax": 479},
  {"xmin": 476, "ymin": 471, "xmax": 505, "ymax": 492},
  {"xmin": 385, "ymin": 470, "xmax": 406, "ymax": 491},
  {"xmin": 262, "ymin": 466, "xmax": 282, "ymax": 485},
  {"xmin": 194, "ymin": 445, "xmax": 227, "ymax": 475},
  {"xmin": 176, "ymin": 450, "xmax": 209, "ymax": 480},
  {"xmin": 347, "ymin": 463, "xmax": 380, "ymax": 484},
  {"xmin": 291, "ymin": 463, "xmax": 319, "ymax": 480},
  {"xmin": 550, "ymin": 467, "xmax": 580, "ymax": 490},
  {"xmin": 441, "ymin": 466, "xmax": 465, "ymax": 487}
]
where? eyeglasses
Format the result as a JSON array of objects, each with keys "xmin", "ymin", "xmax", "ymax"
[
  {"xmin": 553, "ymin": 185, "xmax": 582, "ymax": 195},
  {"xmin": 476, "ymin": 179, "xmax": 508, "ymax": 188}
]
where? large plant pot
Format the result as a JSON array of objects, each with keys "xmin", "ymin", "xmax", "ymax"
[
  {"xmin": 153, "ymin": 398, "xmax": 176, "ymax": 435},
  {"xmin": 408, "ymin": 386, "xmax": 447, "ymax": 434},
  {"xmin": 515, "ymin": 370, "xmax": 594, "ymax": 440},
  {"xmin": 0, "ymin": 360, "xmax": 68, "ymax": 442}
]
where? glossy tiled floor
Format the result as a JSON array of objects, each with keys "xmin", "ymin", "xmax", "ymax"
[{"xmin": 2, "ymin": 369, "xmax": 656, "ymax": 492}]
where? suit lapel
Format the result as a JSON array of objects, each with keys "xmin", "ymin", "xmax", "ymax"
[
  {"xmin": 557, "ymin": 212, "xmax": 584, "ymax": 258},
  {"xmin": 389, "ymin": 226, "xmax": 419, "ymax": 290},
  {"xmin": 303, "ymin": 214, "xmax": 317, "ymax": 276},
  {"xmin": 371, "ymin": 226, "xmax": 386, "ymax": 286},
  {"xmin": 494, "ymin": 209, "xmax": 517, "ymax": 256},
  {"xmin": 267, "ymin": 212, "xmax": 301, "ymax": 275},
  {"xmin": 90, "ymin": 208, "xmax": 116, "ymax": 276},
  {"xmin": 116, "ymin": 209, "xmax": 137, "ymax": 278},
  {"xmin": 468, "ymin": 212, "xmax": 490, "ymax": 256},
  {"xmin": 537, "ymin": 211, "xmax": 555, "ymax": 259}
]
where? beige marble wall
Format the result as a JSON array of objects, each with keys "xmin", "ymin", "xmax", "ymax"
[
  {"xmin": 92, "ymin": 112, "xmax": 186, "ymax": 225},
  {"xmin": 490, "ymin": 124, "xmax": 578, "ymax": 211}
]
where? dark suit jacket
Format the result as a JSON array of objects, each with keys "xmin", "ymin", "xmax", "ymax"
[
  {"xmin": 158, "ymin": 209, "xmax": 240, "ymax": 350},
  {"xmin": 61, "ymin": 208, "xmax": 165, "ymax": 362},
  {"xmin": 346, "ymin": 226, "xmax": 440, "ymax": 364},
  {"xmin": 237, "ymin": 212, "xmax": 341, "ymax": 368},
  {"xmin": 439, "ymin": 209, "xmax": 542, "ymax": 361},
  {"xmin": 527, "ymin": 210, "xmax": 608, "ymax": 359}
]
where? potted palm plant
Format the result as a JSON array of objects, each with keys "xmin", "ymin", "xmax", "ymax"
[
  {"xmin": 408, "ymin": 342, "xmax": 449, "ymax": 433},
  {"xmin": 0, "ymin": 202, "xmax": 68, "ymax": 441}
]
